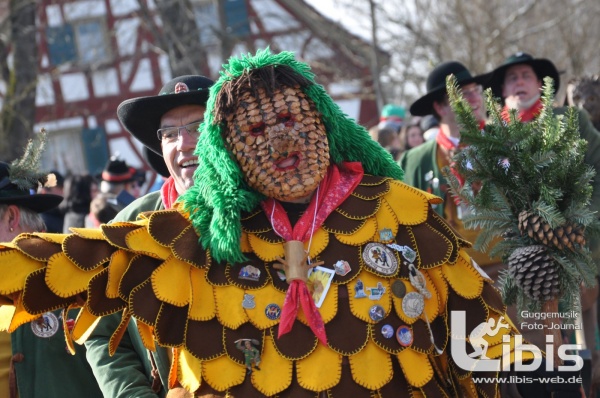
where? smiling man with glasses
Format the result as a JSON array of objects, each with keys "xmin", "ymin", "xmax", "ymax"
[{"xmin": 84, "ymin": 75, "xmax": 214, "ymax": 398}]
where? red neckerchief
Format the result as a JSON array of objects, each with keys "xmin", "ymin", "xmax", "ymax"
[
  {"xmin": 160, "ymin": 176, "xmax": 179, "ymax": 209},
  {"xmin": 261, "ymin": 162, "xmax": 364, "ymax": 345},
  {"xmin": 436, "ymin": 130, "xmax": 465, "ymax": 190},
  {"xmin": 501, "ymin": 98, "xmax": 543, "ymax": 123}
]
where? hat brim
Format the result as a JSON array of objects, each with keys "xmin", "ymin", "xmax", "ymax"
[
  {"xmin": 117, "ymin": 90, "xmax": 210, "ymax": 155},
  {"xmin": 488, "ymin": 59, "xmax": 560, "ymax": 100},
  {"xmin": 0, "ymin": 193, "xmax": 63, "ymax": 213},
  {"xmin": 409, "ymin": 72, "xmax": 492, "ymax": 116}
]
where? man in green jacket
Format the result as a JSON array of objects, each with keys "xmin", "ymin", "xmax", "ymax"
[
  {"xmin": 399, "ymin": 61, "xmax": 495, "ymax": 270},
  {"xmin": 84, "ymin": 75, "xmax": 214, "ymax": 398},
  {"xmin": 0, "ymin": 158, "xmax": 103, "ymax": 398}
]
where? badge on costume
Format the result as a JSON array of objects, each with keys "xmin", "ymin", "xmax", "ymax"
[
  {"xmin": 362, "ymin": 243, "xmax": 398, "ymax": 275},
  {"xmin": 369, "ymin": 305, "xmax": 385, "ymax": 322},
  {"xmin": 354, "ymin": 278, "xmax": 367, "ymax": 298},
  {"xmin": 381, "ymin": 324, "xmax": 394, "ymax": 339},
  {"xmin": 379, "ymin": 228, "xmax": 394, "ymax": 242},
  {"xmin": 242, "ymin": 293, "xmax": 256, "ymax": 309},
  {"xmin": 367, "ymin": 283, "xmax": 386, "ymax": 300},
  {"xmin": 31, "ymin": 312, "xmax": 59, "ymax": 338},
  {"xmin": 391, "ymin": 280, "xmax": 406, "ymax": 298},
  {"xmin": 239, "ymin": 265, "xmax": 261, "ymax": 281},
  {"xmin": 333, "ymin": 260, "xmax": 351, "ymax": 276},
  {"xmin": 396, "ymin": 325, "xmax": 413, "ymax": 347},
  {"xmin": 387, "ymin": 243, "xmax": 416, "ymax": 263},
  {"xmin": 402, "ymin": 292, "xmax": 425, "ymax": 318},
  {"xmin": 265, "ymin": 304, "xmax": 281, "ymax": 320}
]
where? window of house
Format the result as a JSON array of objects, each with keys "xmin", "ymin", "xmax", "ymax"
[
  {"xmin": 46, "ymin": 18, "xmax": 110, "ymax": 66},
  {"xmin": 74, "ymin": 19, "xmax": 110, "ymax": 64}
]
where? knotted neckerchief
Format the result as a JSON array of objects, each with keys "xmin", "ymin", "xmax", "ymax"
[
  {"xmin": 160, "ymin": 176, "xmax": 179, "ymax": 209},
  {"xmin": 261, "ymin": 162, "xmax": 364, "ymax": 344},
  {"xmin": 501, "ymin": 98, "xmax": 543, "ymax": 123}
]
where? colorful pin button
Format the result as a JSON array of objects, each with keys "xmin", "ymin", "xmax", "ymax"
[
  {"xmin": 369, "ymin": 305, "xmax": 385, "ymax": 322},
  {"xmin": 333, "ymin": 260, "xmax": 351, "ymax": 276},
  {"xmin": 396, "ymin": 325, "xmax": 413, "ymax": 347},
  {"xmin": 265, "ymin": 304, "xmax": 281, "ymax": 320},
  {"xmin": 381, "ymin": 324, "xmax": 394, "ymax": 339}
]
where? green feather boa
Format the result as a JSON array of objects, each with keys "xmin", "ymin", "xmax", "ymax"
[{"xmin": 181, "ymin": 48, "xmax": 403, "ymax": 264}]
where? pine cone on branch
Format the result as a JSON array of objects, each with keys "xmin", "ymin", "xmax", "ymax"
[
  {"xmin": 508, "ymin": 245, "xmax": 561, "ymax": 302},
  {"xmin": 518, "ymin": 210, "xmax": 586, "ymax": 251}
]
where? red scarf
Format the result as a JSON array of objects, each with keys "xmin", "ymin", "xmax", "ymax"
[
  {"xmin": 436, "ymin": 130, "xmax": 465, "ymax": 190},
  {"xmin": 261, "ymin": 162, "xmax": 364, "ymax": 345},
  {"xmin": 501, "ymin": 98, "xmax": 543, "ymax": 123},
  {"xmin": 160, "ymin": 176, "xmax": 179, "ymax": 209}
]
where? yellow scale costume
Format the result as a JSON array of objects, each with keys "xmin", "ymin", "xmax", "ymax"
[{"xmin": 0, "ymin": 175, "xmax": 531, "ymax": 397}]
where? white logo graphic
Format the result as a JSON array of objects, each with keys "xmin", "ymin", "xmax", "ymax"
[
  {"xmin": 450, "ymin": 311, "xmax": 583, "ymax": 372},
  {"xmin": 469, "ymin": 317, "xmax": 510, "ymax": 359}
]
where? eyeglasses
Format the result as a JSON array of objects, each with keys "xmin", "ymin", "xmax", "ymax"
[
  {"xmin": 157, "ymin": 120, "xmax": 202, "ymax": 143},
  {"xmin": 460, "ymin": 85, "xmax": 483, "ymax": 98}
]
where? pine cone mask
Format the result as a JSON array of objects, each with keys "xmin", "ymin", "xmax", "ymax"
[{"xmin": 225, "ymin": 85, "xmax": 330, "ymax": 201}]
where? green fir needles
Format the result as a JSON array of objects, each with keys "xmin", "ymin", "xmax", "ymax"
[
  {"xmin": 445, "ymin": 75, "xmax": 598, "ymax": 313},
  {"xmin": 9, "ymin": 129, "xmax": 53, "ymax": 190}
]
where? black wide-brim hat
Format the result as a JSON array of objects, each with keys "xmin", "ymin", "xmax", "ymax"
[
  {"xmin": 0, "ymin": 162, "xmax": 63, "ymax": 213},
  {"xmin": 117, "ymin": 75, "xmax": 215, "ymax": 166},
  {"xmin": 487, "ymin": 52, "xmax": 560, "ymax": 99},
  {"xmin": 410, "ymin": 61, "xmax": 492, "ymax": 116}
]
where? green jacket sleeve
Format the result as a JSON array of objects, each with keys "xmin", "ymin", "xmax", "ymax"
[
  {"xmin": 84, "ymin": 191, "xmax": 167, "ymax": 398},
  {"xmin": 85, "ymin": 314, "xmax": 163, "ymax": 398}
]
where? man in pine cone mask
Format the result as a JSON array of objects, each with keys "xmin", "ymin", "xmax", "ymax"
[
  {"xmin": 167, "ymin": 49, "xmax": 571, "ymax": 396},
  {"xmin": 0, "ymin": 49, "xmax": 582, "ymax": 398}
]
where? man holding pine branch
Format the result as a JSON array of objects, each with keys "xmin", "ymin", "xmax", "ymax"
[{"xmin": 488, "ymin": 52, "xmax": 600, "ymax": 393}]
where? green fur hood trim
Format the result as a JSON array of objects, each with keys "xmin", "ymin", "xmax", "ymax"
[{"xmin": 181, "ymin": 48, "xmax": 403, "ymax": 264}]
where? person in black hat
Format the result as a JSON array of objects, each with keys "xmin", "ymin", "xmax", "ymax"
[
  {"xmin": 85, "ymin": 75, "xmax": 214, "ymax": 398},
  {"xmin": 98, "ymin": 155, "xmax": 140, "ymax": 208},
  {"xmin": 399, "ymin": 61, "xmax": 499, "ymax": 272},
  {"xmin": 489, "ymin": 51, "xmax": 600, "ymax": 387},
  {"xmin": 0, "ymin": 157, "xmax": 104, "ymax": 398},
  {"xmin": 487, "ymin": 52, "xmax": 561, "ymax": 122}
]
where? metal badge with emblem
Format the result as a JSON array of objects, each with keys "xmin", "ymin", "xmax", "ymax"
[
  {"xmin": 396, "ymin": 325, "xmax": 414, "ymax": 347},
  {"xmin": 367, "ymin": 283, "xmax": 386, "ymax": 300},
  {"xmin": 333, "ymin": 260, "xmax": 351, "ymax": 276},
  {"xmin": 31, "ymin": 312, "xmax": 59, "ymax": 338},
  {"xmin": 391, "ymin": 280, "xmax": 406, "ymax": 298},
  {"xmin": 402, "ymin": 292, "xmax": 425, "ymax": 318},
  {"xmin": 242, "ymin": 293, "xmax": 256, "ymax": 309},
  {"xmin": 362, "ymin": 243, "xmax": 398, "ymax": 275},
  {"xmin": 387, "ymin": 243, "xmax": 416, "ymax": 263},
  {"xmin": 265, "ymin": 304, "xmax": 281, "ymax": 320},
  {"xmin": 354, "ymin": 278, "xmax": 367, "ymax": 298},
  {"xmin": 379, "ymin": 228, "xmax": 394, "ymax": 242},
  {"xmin": 239, "ymin": 265, "xmax": 261, "ymax": 281}
]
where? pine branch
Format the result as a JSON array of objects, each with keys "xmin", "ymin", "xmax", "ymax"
[{"xmin": 445, "ymin": 75, "xmax": 597, "ymax": 313}]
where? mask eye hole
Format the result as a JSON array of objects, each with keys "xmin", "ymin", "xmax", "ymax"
[
  {"xmin": 276, "ymin": 113, "xmax": 294, "ymax": 127},
  {"xmin": 250, "ymin": 122, "xmax": 265, "ymax": 136}
]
